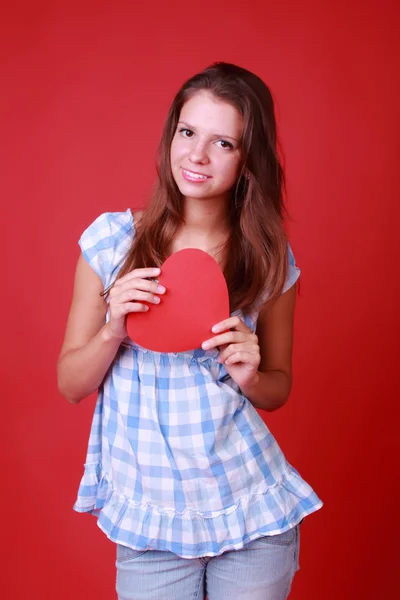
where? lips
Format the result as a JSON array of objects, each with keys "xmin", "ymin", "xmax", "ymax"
[{"xmin": 181, "ymin": 168, "xmax": 211, "ymax": 182}]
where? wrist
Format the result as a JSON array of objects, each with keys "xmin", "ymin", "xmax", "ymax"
[
  {"xmin": 100, "ymin": 323, "xmax": 125, "ymax": 345},
  {"xmin": 240, "ymin": 371, "xmax": 260, "ymax": 396}
]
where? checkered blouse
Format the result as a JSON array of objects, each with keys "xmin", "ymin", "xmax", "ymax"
[{"xmin": 73, "ymin": 209, "xmax": 322, "ymax": 558}]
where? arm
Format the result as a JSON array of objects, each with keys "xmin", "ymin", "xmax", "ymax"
[
  {"xmin": 57, "ymin": 252, "xmax": 165, "ymax": 405},
  {"xmin": 240, "ymin": 284, "xmax": 297, "ymax": 411},
  {"xmin": 202, "ymin": 283, "xmax": 297, "ymax": 412},
  {"xmin": 57, "ymin": 254, "xmax": 121, "ymax": 405}
]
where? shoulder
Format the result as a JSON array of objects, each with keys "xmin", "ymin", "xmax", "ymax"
[
  {"xmin": 133, "ymin": 209, "xmax": 144, "ymax": 224},
  {"xmin": 283, "ymin": 241, "xmax": 301, "ymax": 294},
  {"xmin": 80, "ymin": 208, "xmax": 134, "ymax": 242},
  {"xmin": 255, "ymin": 241, "xmax": 301, "ymax": 310},
  {"xmin": 78, "ymin": 208, "xmax": 137, "ymax": 287}
]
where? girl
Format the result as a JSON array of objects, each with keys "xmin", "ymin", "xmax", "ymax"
[{"xmin": 58, "ymin": 62, "xmax": 322, "ymax": 600}]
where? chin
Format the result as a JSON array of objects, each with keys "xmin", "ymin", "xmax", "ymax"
[
  {"xmin": 175, "ymin": 181, "xmax": 208, "ymax": 197},
  {"xmin": 179, "ymin": 187, "xmax": 218, "ymax": 200}
]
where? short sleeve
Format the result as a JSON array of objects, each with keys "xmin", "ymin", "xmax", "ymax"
[
  {"xmin": 282, "ymin": 242, "xmax": 301, "ymax": 294},
  {"xmin": 78, "ymin": 209, "xmax": 135, "ymax": 288}
]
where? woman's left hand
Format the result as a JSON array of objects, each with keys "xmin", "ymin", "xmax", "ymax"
[{"xmin": 202, "ymin": 316, "xmax": 261, "ymax": 392}]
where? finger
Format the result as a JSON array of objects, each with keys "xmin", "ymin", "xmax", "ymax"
[
  {"xmin": 218, "ymin": 343, "xmax": 259, "ymax": 363},
  {"xmin": 224, "ymin": 351, "xmax": 260, "ymax": 366},
  {"xmin": 111, "ymin": 278, "xmax": 166, "ymax": 297},
  {"xmin": 211, "ymin": 316, "xmax": 249, "ymax": 335},
  {"xmin": 219, "ymin": 343, "xmax": 260, "ymax": 364},
  {"xmin": 113, "ymin": 267, "xmax": 161, "ymax": 287},
  {"xmin": 117, "ymin": 289, "xmax": 162, "ymax": 305},
  {"xmin": 113, "ymin": 302, "xmax": 149, "ymax": 317},
  {"xmin": 202, "ymin": 331, "xmax": 252, "ymax": 350}
]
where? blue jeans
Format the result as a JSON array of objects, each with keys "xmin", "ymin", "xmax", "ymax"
[{"xmin": 115, "ymin": 524, "xmax": 300, "ymax": 599}]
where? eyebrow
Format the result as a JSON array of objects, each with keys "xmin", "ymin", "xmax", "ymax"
[{"xmin": 178, "ymin": 121, "xmax": 239, "ymax": 142}]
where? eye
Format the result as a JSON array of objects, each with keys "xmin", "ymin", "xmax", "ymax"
[
  {"xmin": 179, "ymin": 127, "xmax": 194, "ymax": 138},
  {"xmin": 215, "ymin": 140, "xmax": 234, "ymax": 150}
]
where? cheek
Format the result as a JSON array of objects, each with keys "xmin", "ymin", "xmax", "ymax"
[
  {"xmin": 170, "ymin": 140, "xmax": 177, "ymax": 165},
  {"xmin": 170, "ymin": 136, "xmax": 181, "ymax": 159},
  {"xmin": 215, "ymin": 155, "xmax": 241, "ymax": 185},
  {"xmin": 170, "ymin": 143, "xmax": 187, "ymax": 170}
]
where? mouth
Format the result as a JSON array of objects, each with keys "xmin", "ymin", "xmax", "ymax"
[{"xmin": 181, "ymin": 168, "xmax": 211, "ymax": 182}]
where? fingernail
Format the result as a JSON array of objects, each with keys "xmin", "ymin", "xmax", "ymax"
[
  {"xmin": 158, "ymin": 285, "xmax": 166, "ymax": 293},
  {"xmin": 202, "ymin": 342, "xmax": 210, "ymax": 350},
  {"xmin": 153, "ymin": 297, "xmax": 160, "ymax": 304},
  {"xmin": 211, "ymin": 326, "xmax": 219, "ymax": 333}
]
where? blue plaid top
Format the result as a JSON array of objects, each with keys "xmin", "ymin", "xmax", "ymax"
[{"xmin": 73, "ymin": 209, "xmax": 322, "ymax": 558}]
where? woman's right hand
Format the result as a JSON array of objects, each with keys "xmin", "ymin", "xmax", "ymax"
[{"xmin": 105, "ymin": 267, "xmax": 165, "ymax": 341}]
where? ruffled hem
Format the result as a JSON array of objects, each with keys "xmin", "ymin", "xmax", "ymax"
[{"xmin": 73, "ymin": 463, "xmax": 323, "ymax": 559}]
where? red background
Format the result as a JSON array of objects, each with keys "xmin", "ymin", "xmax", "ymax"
[{"xmin": 2, "ymin": 1, "xmax": 399, "ymax": 598}]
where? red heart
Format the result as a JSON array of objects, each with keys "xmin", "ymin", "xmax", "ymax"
[{"xmin": 126, "ymin": 248, "xmax": 230, "ymax": 353}]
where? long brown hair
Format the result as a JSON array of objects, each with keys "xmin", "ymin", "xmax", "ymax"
[{"xmin": 109, "ymin": 62, "xmax": 291, "ymax": 313}]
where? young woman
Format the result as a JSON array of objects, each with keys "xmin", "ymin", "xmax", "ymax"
[{"xmin": 58, "ymin": 62, "xmax": 322, "ymax": 600}]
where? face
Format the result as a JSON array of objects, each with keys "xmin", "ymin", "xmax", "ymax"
[{"xmin": 170, "ymin": 91, "xmax": 243, "ymax": 203}]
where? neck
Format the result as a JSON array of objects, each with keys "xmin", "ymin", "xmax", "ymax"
[
  {"xmin": 181, "ymin": 196, "xmax": 231, "ymax": 235},
  {"xmin": 170, "ymin": 196, "xmax": 232, "ymax": 263}
]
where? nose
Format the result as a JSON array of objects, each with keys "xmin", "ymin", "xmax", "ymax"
[{"xmin": 188, "ymin": 140, "xmax": 210, "ymax": 165}]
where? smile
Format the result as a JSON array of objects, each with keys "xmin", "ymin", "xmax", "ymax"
[{"xmin": 181, "ymin": 169, "xmax": 210, "ymax": 182}]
